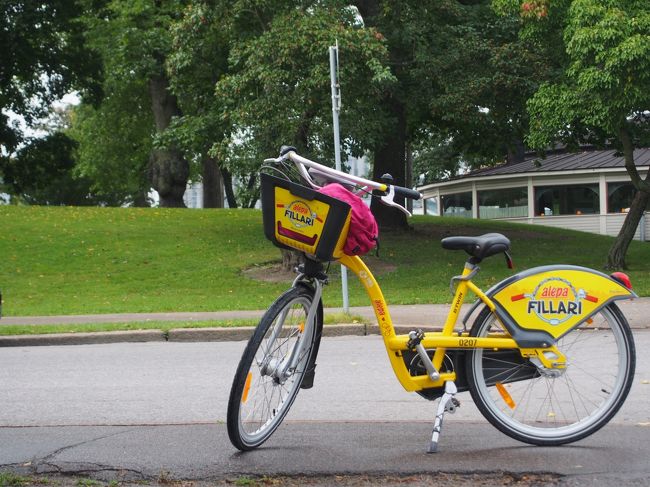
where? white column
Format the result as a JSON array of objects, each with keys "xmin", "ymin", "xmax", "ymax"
[
  {"xmin": 599, "ymin": 174, "xmax": 607, "ymax": 235},
  {"xmin": 472, "ymin": 182, "xmax": 479, "ymax": 219},
  {"xmin": 527, "ymin": 177, "xmax": 535, "ymax": 223}
]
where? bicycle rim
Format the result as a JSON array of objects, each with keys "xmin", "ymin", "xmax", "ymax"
[
  {"xmin": 467, "ymin": 304, "xmax": 635, "ymax": 445},
  {"xmin": 228, "ymin": 288, "xmax": 316, "ymax": 449}
]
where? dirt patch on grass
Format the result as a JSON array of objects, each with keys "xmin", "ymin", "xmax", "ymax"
[
  {"xmin": 241, "ymin": 262, "xmax": 297, "ymax": 283},
  {"xmin": 242, "ymin": 257, "xmax": 397, "ymax": 283}
]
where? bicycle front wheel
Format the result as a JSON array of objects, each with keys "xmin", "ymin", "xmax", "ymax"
[
  {"xmin": 466, "ymin": 303, "xmax": 635, "ymax": 446},
  {"xmin": 227, "ymin": 285, "xmax": 321, "ymax": 451}
]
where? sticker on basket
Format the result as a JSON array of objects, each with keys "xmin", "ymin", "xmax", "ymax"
[{"xmin": 276, "ymin": 200, "xmax": 323, "ymax": 230}]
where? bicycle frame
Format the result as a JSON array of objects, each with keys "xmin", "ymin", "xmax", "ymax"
[{"xmin": 338, "ymin": 254, "xmax": 517, "ymax": 392}]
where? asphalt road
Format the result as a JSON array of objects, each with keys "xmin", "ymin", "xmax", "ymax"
[{"xmin": 1, "ymin": 333, "xmax": 649, "ymax": 485}]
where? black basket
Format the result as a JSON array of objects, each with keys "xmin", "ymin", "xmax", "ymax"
[{"xmin": 261, "ymin": 173, "xmax": 351, "ymax": 261}]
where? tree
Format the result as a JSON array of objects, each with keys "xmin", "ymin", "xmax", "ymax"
[
  {"xmin": 523, "ymin": 0, "xmax": 650, "ymax": 269},
  {"xmin": 0, "ymin": 132, "xmax": 99, "ymax": 205},
  {"xmin": 355, "ymin": 1, "xmax": 553, "ymax": 226},
  {"xmin": 70, "ymin": 80, "xmax": 154, "ymax": 206},
  {"xmin": 211, "ymin": 1, "xmax": 395, "ymax": 208},
  {"xmin": 0, "ymin": 0, "xmax": 101, "ymax": 158},
  {"xmin": 165, "ymin": 1, "xmax": 231, "ymax": 208},
  {"xmin": 81, "ymin": 0, "xmax": 190, "ymax": 207}
]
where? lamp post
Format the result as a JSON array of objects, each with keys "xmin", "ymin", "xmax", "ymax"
[{"xmin": 329, "ymin": 42, "xmax": 349, "ymax": 313}]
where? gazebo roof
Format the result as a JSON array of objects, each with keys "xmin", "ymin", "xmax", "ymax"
[{"xmin": 463, "ymin": 147, "xmax": 650, "ymax": 178}]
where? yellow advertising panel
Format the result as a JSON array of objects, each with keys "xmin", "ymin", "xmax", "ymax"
[
  {"xmin": 492, "ymin": 268, "xmax": 633, "ymax": 339},
  {"xmin": 273, "ymin": 186, "xmax": 350, "ymax": 258}
]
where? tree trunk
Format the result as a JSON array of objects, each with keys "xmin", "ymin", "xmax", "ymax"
[
  {"xmin": 606, "ymin": 190, "xmax": 649, "ymax": 270},
  {"xmin": 606, "ymin": 126, "xmax": 650, "ymax": 269},
  {"xmin": 202, "ymin": 156, "xmax": 223, "ymax": 208},
  {"xmin": 244, "ymin": 173, "xmax": 258, "ymax": 208},
  {"xmin": 405, "ymin": 142, "xmax": 413, "ymax": 214},
  {"xmin": 281, "ymin": 249, "xmax": 305, "ymax": 272},
  {"xmin": 132, "ymin": 190, "xmax": 150, "ymax": 207},
  {"xmin": 506, "ymin": 138, "xmax": 526, "ymax": 164},
  {"xmin": 222, "ymin": 167, "xmax": 238, "ymax": 208},
  {"xmin": 148, "ymin": 74, "xmax": 189, "ymax": 208},
  {"xmin": 354, "ymin": 0, "xmax": 409, "ymax": 229},
  {"xmin": 370, "ymin": 96, "xmax": 408, "ymax": 229}
]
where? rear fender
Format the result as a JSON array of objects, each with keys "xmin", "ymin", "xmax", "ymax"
[{"xmin": 483, "ymin": 265, "xmax": 636, "ymax": 346}]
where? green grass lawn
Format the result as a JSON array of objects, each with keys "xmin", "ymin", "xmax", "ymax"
[{"xmin": 1, "ymin": 205, "xmax": 648, "ymax": 318}]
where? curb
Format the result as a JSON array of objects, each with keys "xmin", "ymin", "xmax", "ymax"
[
  {"xmin": 0, "ymin": 330, "xmax": 166, "ymax": 347},
  {"xmin": 0, "ymin": 324, "xmax": 443, "ymax": 347}
]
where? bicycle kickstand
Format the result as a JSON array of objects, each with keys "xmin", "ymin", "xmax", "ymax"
[{"xmin": 428, "ymin": 380, "xmax": 459, "ymax": 453}]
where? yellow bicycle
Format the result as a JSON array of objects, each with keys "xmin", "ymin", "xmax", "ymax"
[{"xmin": 227, "ymin": 147, "xmax": 637, "ymax": 452}]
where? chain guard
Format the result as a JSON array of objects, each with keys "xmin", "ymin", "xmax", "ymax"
[{"xmin": 403, "ymin": 348, "xmax": 538, "ymax": 400}]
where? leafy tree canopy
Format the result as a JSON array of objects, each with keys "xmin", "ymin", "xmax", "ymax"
[
  {"xmin": 75, "ymin": 0, "xmax": 191, "ymax": 207},
  {"xmin": 0, "ymin": 0, "xmax": 101, "ymax": 155},
  {"xmin": 0, "ymin": 132, "xmax": 99, "ymax": 205},
  {"xmin": 214, "ymin": 1, "xmax": 395, "ymax": 160},
  {"xmin": 69, "ymin": 79, "xmax": 154, "ymax": 206},
  {"xmin": 515, "ymin": 0, "xmax": 650, "ymax": 269},
  {"xmin": 526, "ymin": 0, "xmax": 650, "ymax": 156}
]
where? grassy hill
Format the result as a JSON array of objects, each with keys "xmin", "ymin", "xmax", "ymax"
[{"xmin": 1, "ymin": 205, "xmax": 648, "ymax": 317}]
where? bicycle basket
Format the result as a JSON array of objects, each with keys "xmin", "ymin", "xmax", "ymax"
[{"xmin": 261, "ymin": 173, "xmax": 351, "ymax": 261}]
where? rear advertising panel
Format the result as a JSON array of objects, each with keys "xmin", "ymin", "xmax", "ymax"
[{"xmin": 492, "ymin": 267, "xmax": 633, "ymax": 339}]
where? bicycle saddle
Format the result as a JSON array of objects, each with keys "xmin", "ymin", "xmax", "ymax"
[{"xmin": 441, "ymin": 233, "xmax": 510, "ymax": 261}]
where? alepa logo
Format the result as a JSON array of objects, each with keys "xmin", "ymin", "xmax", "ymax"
[
  {"xmin": 282, "ymin": 200, "xmax": 323, "ymax": 229},
  {"xmin": 510, "ymin": 277, "xmax": 599, "ymax": 326}
]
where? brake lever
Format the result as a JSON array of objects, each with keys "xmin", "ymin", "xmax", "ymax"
[{"xmin": 380, "ymin": 186, "xmax": 412, "ymax": 217}]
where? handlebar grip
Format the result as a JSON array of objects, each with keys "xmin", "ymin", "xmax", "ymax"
[
  {"xmin": 280, "ymin": 145, "xmax": 297, "ymax": 157},
  {"xmin": 392, "ymin": 185, "xmax": 422, "ymax": 200}
]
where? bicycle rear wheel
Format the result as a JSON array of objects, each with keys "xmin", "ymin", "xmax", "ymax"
[
  {"xmin": 466, "ymin": 303, "xmax": 635, "ymax": 446},
  {"xmin": 227, "ymin": 285, "xmax": 321, "ymax": 451}
]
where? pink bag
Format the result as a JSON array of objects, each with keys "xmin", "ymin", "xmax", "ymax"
[{"xmin": 318, "ymin": 183, "xmax": 378, "ymax": 256}]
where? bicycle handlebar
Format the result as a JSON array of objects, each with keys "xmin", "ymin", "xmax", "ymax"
[
  {"xmin": 269, "ymin": 146, "xmax": 422, "ymax": 216},
  {"xmin": 393, "ymin": 185, "xmax": 422, "ymax": 201}
]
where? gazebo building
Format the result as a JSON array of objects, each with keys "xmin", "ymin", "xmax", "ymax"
[{"xmin": 417, "ymin": 148, "xmax": 650, "ymax": 241}]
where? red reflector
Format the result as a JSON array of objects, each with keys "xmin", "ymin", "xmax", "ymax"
[{"xmin": 610, "ymin": 272, "xmax": 633, "ymax": 290}]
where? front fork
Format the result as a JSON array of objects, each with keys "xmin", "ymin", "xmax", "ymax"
[{"xmin": 265, "ymin": 276, "xmax": 324, "ymax": 383}]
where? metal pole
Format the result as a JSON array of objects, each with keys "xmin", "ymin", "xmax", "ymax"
[{"xmin": 329, "ymin": 43, "xmax": 349, "ymax": 313}]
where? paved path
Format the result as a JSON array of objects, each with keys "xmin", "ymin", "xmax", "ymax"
[{"xmin": 1, "ymin": 334, "xmax": 649, "ymax": 485}]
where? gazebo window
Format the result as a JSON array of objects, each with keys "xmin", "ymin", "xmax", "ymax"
[
  {"xmin": 478, "ymin": 187, "xmax": 528, "ymax": 219},
  {"xmin": 423, "ymin": 197, "xmax": 439, "ymax": 215},
  {"xmin": 535, "ymin": 184, "xmax": 599, "ymax": 216},
  {"xmin": 441, "ymin": 191, "xmax": 472, "ymax": 218},
  {"xmin": 608, "ymin": 182, "xmax": 650, "ymax": 213}
]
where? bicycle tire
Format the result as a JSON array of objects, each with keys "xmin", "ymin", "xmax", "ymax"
[
  {"xmin": 465, "ymin": 303, "xmax": 635, "ymax": 446},
  {"xmin": 227, "ymin": 285, "xmax": 321, "ymax": 451}
]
